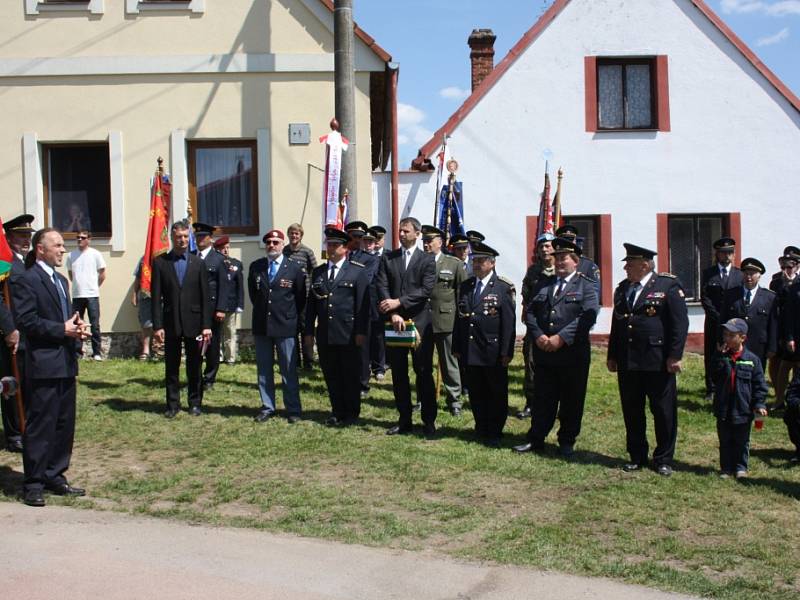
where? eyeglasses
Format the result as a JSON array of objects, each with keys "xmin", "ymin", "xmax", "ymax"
[
  {"xmin": 76, "ymin": 236, "xmax": 89, "ymax": 240},
  {"xmin": 265, "ymin": 240, "xmax": 281, "ymax": 246}
]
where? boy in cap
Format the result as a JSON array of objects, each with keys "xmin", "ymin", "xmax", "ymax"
[{"xmin": 713, "ymin": 318, "xmax": 768, "ymax": 478}]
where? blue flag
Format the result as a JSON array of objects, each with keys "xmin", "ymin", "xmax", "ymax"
[
  {"xmin": 187, "ymin": 216, "xmax": 198, "ymax": 254},
  {"xmin": 436, "ymin": 182, "xmax": 465, "ymax": 242}
]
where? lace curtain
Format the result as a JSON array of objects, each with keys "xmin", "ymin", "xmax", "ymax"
[
  {"xmin": 195, "ymin": 146, "xmax": 254, "ymax": 228},
  {"xmin": 598, "ymin": 63, "xmax": 652, "ymax": 129}
]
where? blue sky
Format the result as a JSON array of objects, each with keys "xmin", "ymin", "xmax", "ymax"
[{"xmin": 354, "ymin": 0, "xmax": 800, "ymax": 168}]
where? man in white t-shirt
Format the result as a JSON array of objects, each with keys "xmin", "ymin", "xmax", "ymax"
[{"xmin": 66, "ymin": 230, "xmax": 106, "ymax": 360}]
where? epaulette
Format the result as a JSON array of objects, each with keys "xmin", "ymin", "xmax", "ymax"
[
  {"xmin": 350, "ymin": 260, "xmax": 365, "ymax": 268},
  {"xmin": 658, "ymin": 272, "xmax": 678, "ymax": 279},
  {"xmin": 498, "ymin": 275, "xmax": 516, "ymax": 290},
  {"xmin": 578, "ymin": 272, "xmax": 597, "ymax": 282},
  {"xmin": 287, "ymin": 256, "xmax": 304, "ymax": 265}
]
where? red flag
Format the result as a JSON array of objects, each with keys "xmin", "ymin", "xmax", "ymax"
[
  {"xmin": 536, "ymin": 166, "xmax": 554, "ymax": 240},
  {"xmin": 0, "ymin": 217, "xmax": 14, "ymax": 281},
  {"xmin": 141, "ymin": 172, "xmax": 171, "ymax": 296}
]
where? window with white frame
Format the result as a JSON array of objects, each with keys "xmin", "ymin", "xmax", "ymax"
[
  {"xmin": 25, "ymin": 0, "xmax": 103, "ymax": 15},
  {"xmin": 125, "ymin": 0, "xmax": 204, "ymax": 14}
]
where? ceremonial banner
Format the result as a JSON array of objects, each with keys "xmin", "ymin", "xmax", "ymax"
[
  {"xmin": 320, "ymin": 130, "xmax": 349, "ymax": 229},
  {"xmin": 0, "ymin": 218, "xmax": 13, "ymax": 281},
  {"xmin": 436, "ymin": 182, "xmax": 466, "ymax": 242},
  {"xmin": 535, "ymin": 168, "xmax": 554, "ymax": 240},
  {"xmin": 141, "ymin": 172, "xmax": 171, "ymax": 296}
]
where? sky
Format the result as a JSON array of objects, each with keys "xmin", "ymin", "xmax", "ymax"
[{"xmin": 354, "ymin": 0, "xmax": 800, "ymax": 168}]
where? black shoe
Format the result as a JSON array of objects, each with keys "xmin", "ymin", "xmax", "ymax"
[
  {"xmin": 558, "ymin": 444, "xmax": 575, "ymax": 458},
  {"xmin": 45, "ymin": 482, "xmax": 86, "ymax": 497},
  {"xmin": 386, "ymin": 424, "xmax": 412, "ymax": 436},
  {"xmin": 423, "ymin": 425, "xmax": 437, "ymax": 439},
  {"xmin": 325, "ymin": 416, "xmax": 341, "ymax": 427},
  {"xmin": 23, "ymin": 489, "xmax": 45, "ymax": 507},
  {"xmin": 341, "ymin": 417, "xmax": 360, "ymax": 427},
  {"xmin": 656, "ymin": 464, "xmax": 673, "ymax": 477},
  {"xmin": 254, "ymin": 410, "xmax": 274, "ymax": 423},
  {"xmin": 450, "ymin": 406, "xmax": 462, "ymax": 417},
  {"xmin": 287, "ymin": 415, "xmax": 301, "ymax": 424},
  {"xmin": 512, "ymin": 442, "xmax": 543, "ymax": 453},
  {"xmin": 622, "ymin": 462, "xmax": 644, "ymax": 473},
  {"xmin": 412, "ymin": 403, "xmax": 421, "ymax": 413},
  {"xmin": 5, "ymin": 438, "xmax": 23, "ymax": 453},
  {"xmin": 515, "ymin": 407, "xmax": 531, "ymax": 419},
  {"xmin": 189, "ymin": 406, "xmax": 202, "ymax": 416},
  {"xmin": 163, "ymin": 407, "xmax": 180, "ymax": 419},
  {"xmin": 484, "ymin": 437, "xmax": 501, "ymax": 448}
]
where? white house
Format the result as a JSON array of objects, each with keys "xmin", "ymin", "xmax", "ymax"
[{"xmin": 372, "ymin": 0, "xmax": 800, "ymax": 344}]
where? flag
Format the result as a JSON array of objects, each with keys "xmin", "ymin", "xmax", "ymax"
[
  {"xmin": 140, "ymin": 172, "xmax": 171, "ymax": 296},
  {"xmin": 535, "ymin": 166, "xmax": 554, "ymax": 240},
  {"xmin": 436, "ymin": 182, "xmax": 466, "ymax": 243},
  {"xmin": 552, "ymin": 167, "xmax": 564, "ymax": 231},
  {"xmin": 188, "ymin": 219, "xmax": 197, "ymax": 255},
  {"xmin": 0, "ymin": 218, "xmax": 15, "ymax": 282},
  {"xmin": 320, "ymin": 130, "xmax": 349, "ymax": 230}
]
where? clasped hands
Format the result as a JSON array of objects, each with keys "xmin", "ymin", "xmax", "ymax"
[
  {"xmin": 535, "ymin": 334, "xmax": 565, "ymax": 353},
  {"xmin": 64, "ymin": 312, "xmax": 91, "ymax": 340}
]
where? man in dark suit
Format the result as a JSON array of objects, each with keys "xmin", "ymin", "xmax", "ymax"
[
  {"xmin": 1, "ymin": 214, "xmax": 35, "ymax": 453},
  {"xmin": 722, "ymin": 257, "xmax": 777, "ymax": 368},
  {"xmin": 152, "ymin": 221, "xmax": 212, "ymax": 417},
  {"xmin": 607, "ymin": 243, "xmax": 689, "ymax": 477},
  {"xmin": 304, "ymin": 227, "xmax": 369, "ymax": 426},
  {"xmin": 701, "ymin": 237, "xmax": 743, "ymax": 399},
  {"xmin": 193, "ymin": 223, "xmax": 230, "ymax": 392},
  {"xmin": 375, "ymin": 217, "xmax": 437, "ymax": 437},
  {"xmin": 514, "ymin": 237, "xmax": 599, "ymax": 457},
  {"xmin": 12, "ymin": 228, "xmax": 88, "ymax": 506},
  {"xmin": 452, "ymin": 241, "xmax": 515, "ymax": 447},
  {"xmin": 248, "ymin": 229, "xmax": 307, "ymax": 423}
]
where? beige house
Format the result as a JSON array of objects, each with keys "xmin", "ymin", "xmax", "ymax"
[{"xmin": 0, "ymin": 0, "xmax": 395, "ymax": 348}]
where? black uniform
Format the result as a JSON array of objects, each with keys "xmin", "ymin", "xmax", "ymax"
[
  {"xmin": 200, "ymin": 247, "xmax": 230, "ymax": 389},
  {"xmin": 525, "ymin": 272, "xmax": 599, "ymax": 448},
  {"xmin": 608, "ymin": 272, "xmax": 689, "ymax": 467},
  {"xmin": 721, "ymin": 286, "xmax": 778, "ymax": 366},
  {"xmin": 577, "ymin": 256, "xmax": 601, "ymax": 298},
  {"xmin": 701, "ymin": 264, "xmax": 743, "ymax": 394},
  {"xmin": 453, "ymin": 272, "xmax": 515, "ymax": 442},
  {"xmin": 770, "ymin": 272, "xmax": 796, "ymax": 357},
  {"xmin": 305, "ymin": 260, "xmax": 369, "ymax": 422},
  {"xmin": 520, "ymin": 261, "xmax": 555, "ymax": 412},
  {"xmin": 1, "ymin": 255, "xmax": 26, "ymax": 449},
  {"xmin": 349, "ymin": 249, "xmax": 379, "ymax": 395}
]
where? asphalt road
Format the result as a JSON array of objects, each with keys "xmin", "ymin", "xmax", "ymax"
[{"xmin": 1, "ymin": 503, "xmax": 701, "ymax": 600}]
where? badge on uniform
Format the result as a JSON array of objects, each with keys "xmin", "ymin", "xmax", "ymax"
[
  {"xmin": 279, "ymin": 278, "xmax": 292, "ymax": 288},
  {"xmin": 646, "ymin": 305, "xmax": 657, "ymax": 316},
  {"xmin": 646, "ymin": 292, "xmax": 665, "ymax": 299}
]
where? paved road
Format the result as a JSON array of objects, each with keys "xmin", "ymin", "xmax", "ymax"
[{"xmin": 1, "ymin": 503, "xmax": 701, "ymax": 600}]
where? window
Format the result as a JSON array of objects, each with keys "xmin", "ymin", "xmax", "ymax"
[
  {"xmin": 188, "ymin": 141, "xmax": 259, "ymax": 236},
  {"xmin": 43, "ymin": 143, "xmax": 112, "ymax": 238},
  {"xmin": 666, "ymin": 215, "xmax": 726, "ymax": 301},
  {"xmin": 25, "ymin": 0, "xmax": 103, "ymax": 14},
  {"xmin": 584, "ymin": 56, "xmax": 670, "ymax": 132},
  {"xmin": 125, "ymin": 0, "xmax": 204, "ymax": 13},
  {"xmin": 561, "ymin": 216, "xmax": 598, "ymax": 264}
]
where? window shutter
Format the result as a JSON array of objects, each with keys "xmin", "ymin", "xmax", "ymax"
[
  {"xmin": 655, "ymin": 55, "xmax": 671, "ymax": 132},
  {"xmin": 584, "ymin": 56, "xmax": 598, "ymax": 132}
]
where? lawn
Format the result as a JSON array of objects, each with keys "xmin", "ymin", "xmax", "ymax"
[{"xmin": 1, "ymin": 350, "xmax": 798, "ymax": 599}]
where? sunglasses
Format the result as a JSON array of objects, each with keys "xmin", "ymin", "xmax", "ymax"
[
  {"xmin": 76, "ymin": 236, "xmax": 89, "ymax": 240},
  {"xmin": 265, "ymin": 240, "xmax": 282, "ymax": 246}
]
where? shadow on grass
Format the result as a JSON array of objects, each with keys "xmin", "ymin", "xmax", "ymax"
[
  {"xmin": 677, "ymin": 396, "xmax": 714, "ymax": 414},
  {"xmin": 0, "ymin": 465, "xmax": 23, "ymax": 498},
  {"xmin": 83, "ymin": 377, "xmax": 159, "ymax": 390},
  {"xmin": 739, "ymin": 474, "xmax": 800, "ymax": 499},
  {"xmin": 750, "ymin": 446, "xmax": 798, "ymax": 468}
]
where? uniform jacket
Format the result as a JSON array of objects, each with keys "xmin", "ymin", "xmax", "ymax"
[
  {"xmin": 248, "ymin": 256, "xmax": 306, "ymax": 338},
  {"xmin": 0, "ymin": 255, "xmax": 27, "ymax": 356},
  {"xmin": 770, "ymin": 273, "xmax": 796, "ymax": 341},
  {"xmin": 0, "ymin": 304, "xmax": 15, "ymax": 337},
  {"xmin": 721, "ymin": 286, "xmax": 777, "ymax": 362},
  {"xmin": 526, "ymin": 272, "xmax": 599, "ymax": 366},
  {"xmin": 711, "ymin": 348, "xmax": 768, "ymax": 424},
  {"xmin": 305, "ymin": 260, "xmax": 369, "ymax": 345},
  {"xmin": 577, "ymin": 256, "xmax": 601, "ymax": 298},
  {"xmin": 201, "ymin": 248, "xmax": 231, "ymax": 313},
  {"xmin": 429, "ymin": 253, "xmax": 466, "ymax": 334},
  {"xmin": 453, "ymin": 272, "xmax": 515, "ymax": 367},
  {"xmin": 608, "ymin": 273, "xmax": 689, "ymax": 371},
  {"xmin": 785, "ymin": 280, "xmax": 800, "ymax": 361},
  {"xmin": 11, "ymin": 263, "xmax": 79, "ymax": 379},
  {"xmin": 151, "ymin": 251, "xmax": 212, "ymax": 338},
  {"xmin": 349, "ymin": 249, "xmax": 380, "ymax": 321},
  {"xmin": 701, "ymin": 264, "xmax": 743, "ymax": 322},
  {"xmin": 521, "ymin": 262, "xmax": 555, "ymax": 309},
  {"xmin": 221, "ymin": 257, "xmax": 244, "ymax": 313},
  {"xmin": 375, "ymin": 247, "xmax": 435, "ymax": 329}
]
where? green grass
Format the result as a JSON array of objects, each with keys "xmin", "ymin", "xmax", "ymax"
[{"xmin": 2, "ymin": 350, "xmax": 799, "ymax": 599}]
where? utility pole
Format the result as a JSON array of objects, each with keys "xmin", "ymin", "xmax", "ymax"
[{"xmin": 334, "ymin": 0, "xmax": 357, "ymax": 218}]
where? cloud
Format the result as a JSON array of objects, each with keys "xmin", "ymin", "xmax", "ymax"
[
  {"xmin": 439, "ymin": 86, "xmax": 470, "ymax": 101},
  {"xmin": 397, "ymin": 102, "xmax": 433, "ymax": 147},
  {"xmin": 756, "ymin": 26, "xmax": 790, "ymax": 44},
  {"xmin": 721, "ymin": 0, "xmax": 800, "ymax": 16}
]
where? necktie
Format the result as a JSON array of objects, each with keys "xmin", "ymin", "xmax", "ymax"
[
  {"xmin": 473, "ymin": 280, "xmax": 483, "ymax": 305},
  {"xmin": 328, "ymin": 264, "xmax": 337, "ymax": 283},
  {"xmin": 404, "ymin": 249, "xmax": 412, "ymax": 269},
  {"xmin": 52, "ymin": 272, "xmax": 69, "ymax": 320},
  {"xmin": 554, "ymin": 278, "xmax": 565, "ymax": 299},
  {"xmin": 627, "ymin": 282, "xmax": 640, "ymax": 308},
  {"xmin": 720, "ymin": 268, "xmax": 728, "ymax": 284},
  {"xmin": 268, "ymin": 260, "xmax": 277, "ymax": 283},
  {"xmin": 744, "ymin": 288, "xmax": 751, "ymax": 309}
]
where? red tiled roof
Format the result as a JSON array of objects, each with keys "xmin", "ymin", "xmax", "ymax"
[
  {"xmin": 317, "ymin": 0, "xmax": 392, "ymax": 63},
  {"xmin": 412, "ymin": 0, "xmax": 800, "ymax": 168}
]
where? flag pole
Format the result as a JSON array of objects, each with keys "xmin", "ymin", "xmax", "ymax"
[
  {"xmin": 433, "ymin": 134, "xmax": 448, "ymax": 224},
  {"xmin": 553, "ymin": 167, "xmax": 563, "ymax": 230}
]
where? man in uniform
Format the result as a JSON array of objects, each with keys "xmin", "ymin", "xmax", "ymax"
[
  {"xmin": 214, "ymin": 236, "xmax": 244, "ymax": 365},
  {"xmin": 368, "ymin": 226, "xmax": 388, "ymax": 379},
  {"xmin": 193, "ymin": 222, "xmax": 230, "ymax": 392},
  {"xmin": 152, "ymin": 221, "xmax": 212, "ymax": 417},
  {"xmin": 514, "ymin": 237, "xmax": 599, "ymax": 456},
  {"xmin": 607, "ymin": 243, "xmax": 689, "ymax": 476},
  {"xmin": 453, "ymin": 241, "xmax": 515, "ymax": 447},
  {"xmin": 12, "ymin": 228, "xmax": 88, "ymax": 506},
  {"xmin": 555, "ymin": 224, "xmax": 601, "ymax": 297},
  {"xmin": 371, "ymin": 225, "xmax": 387, "ymax": 257},
  {"xmin": 284, "ymin": 223, "xmax": 318, "ymax": 370},
  {"xmin": 517, "ymin": 233, "xmax": 556, "ymax": 419},
  {"xmin": 422, "ymin": 225, "xmax": 466, "ymax": 415},
  {"xmin": 722, "ymin": 257, "xmax": 777, "ymax": 369},
  {"xmin": 701, "ymin": 237, "xmax": 742, "ymax": 400},
  {"xmin": 304, "ymin": 228, "xmax": 369, "ymax": 426},
  {"xmin": 249, "ymin": 229, "xmax": 307, "ymax": 423},
  {"xmin": 769, "ymin": 247, "xmax": 799, "ymax": 408},
  {"xmin": 376, "ymin": 216, "xmax": 437, "ymax": 437},
  {"xmin": 1, "ymin": 214, "xmax": 34, "ymax": 452}
]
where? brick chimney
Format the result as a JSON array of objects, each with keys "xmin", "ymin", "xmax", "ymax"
[{"xmin": 468, "ymin": 28, "xmax": 496, "ymax": 91}]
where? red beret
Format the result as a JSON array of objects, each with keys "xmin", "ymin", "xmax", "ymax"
[
  {"xmin": 262, "ymin": 229, "xmax": 285, "ymax": 242},
  {"xmin": 213, "ymin": 235, "xmax": 230, "ymax": 248}
]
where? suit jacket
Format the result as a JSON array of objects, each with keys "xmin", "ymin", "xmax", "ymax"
[
  {"xmin": 722, "ymin": 286, "xmax": 777, "ymax": 363},
  {"xmin": 248, "ymin": 256, "xmax": 306, "ymax": 338},
  {"xmin": 429, "ymin": 253, "xmax": 466, "ymax": 334},
  {"xmin": 221, "ymin": 257, "xmax": 245, "ymax": 313},
  {"xmin": 0, "ymin": 303, "xmax": 14, "ymax": 337},
  {"xmin": 151, "ymin": 251, "xmax": 212, "ymax": 338},
  {"xmin": 526, "ymin": 272, "xmax": 599, "ymax": 366},
  {"xmin": 201, "ymin": 248, "xmax": 231, "ymax": 313},
  {"xmin": 375, "ymin": 246, "xmax": 435, "ymax": 329},
  {"xmin": 305, "ymin": 260, "xmax": 369, "ymax": 345},
  {"xmin": 11, "ymin": 263, "xmax": 79, "ymax": 379},
  {"xmin": 453, "ymin": 272, "xmax": 516, "ymax": 366},
  {"xmin": 608, "ymin": 273, "xmax": 689, "ymax": 372},
  {"xmin": 701, "ymin": 264, "xmax": 743, "ymax": 322}
]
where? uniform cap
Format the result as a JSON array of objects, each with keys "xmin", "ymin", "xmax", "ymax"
[
  {"xmin": 466, "ymin": 230, "xmax": 485, "ymax": 243},
  {"xmin": 536, "ymin": 232, "xmax": 555, "ymax": 244},
  {"xmin": 551, "ymin": 237, "xmax": 580, "ymax": 255},
  {"xmin": 361, "ymin": 228, "xmax": 376, "ymax": 241},
  {"xmin": 470, "ymin": 241, "xmax": 499, "ymax": 258},
  {"xmin": 3, "ymin": 214, "xmax": 35, "ymax": 233},
  {"xmin": 213, "ymin": 235, "xmax": 230, "ymax": 248},
  {"xmin": 449, "ymin": 234, "xmax": 469, "ymax": 248},
  {"xmin": 192, "ymin": 222, "xmax": 216, "ymax": 236},
  {"xmin": 261, "ymin": 229, "xmax": 285, "ymax": 242},
  {"xmin": 713, "ymin": 237, "xmax": 736, "ymax": 251},
  {"xmin": 781, "ymin": 246, "xmax": 800, "ymax": 261},
  {"xmin": 721, "ymin": 317, "xmax": 748, "ymax": 335},
  {"xmin": 740, "ymin": 257, "xmax": 765, "ymax": 274},
  {"xmin": 555, "ymin": 224, "xmax": 578, "ymax": 239},
  {"xmin": 324, "ymin": 227, "xmax": 349, "ymax": 244},
  {"xmin": 622, "ymin": 243, "xmax": 657, "ymax": 261},
  {"xmin": 344, "ymin": 220, "xmax": 369, "ymax": 237},
  {"xmin": 421, "ymin": 225, "xmax": 444, "ymax": 240},
  {"xmin": 369, "ymin": 225, "xmax": 386, "ymax": 238}
]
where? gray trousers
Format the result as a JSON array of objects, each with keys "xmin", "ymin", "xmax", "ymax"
[{"xmin": 433, "ymin": 331, "xmax": 462, "ymax": 409}]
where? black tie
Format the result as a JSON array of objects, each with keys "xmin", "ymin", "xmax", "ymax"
[
  {"xmin": 329, "ymin": 264, "xmax": 337, "ymax": 283},
  {"xmin": 554, "ymin": 278, "xmax": 565, "ymax": 299},
  {"xmin": 744, "ymin": 288, "xmax": 751, "ymax": 310},
  {"xmin": 52, "ymin": 272, "xmax": 69, "ymax": 320},
  {"xmin": 721, "ymin": 268, "xmax": 728, "ymax": 285},
  {"xmin": 627, "ymin": 283, "xmax": 640, "ymax": 309}
]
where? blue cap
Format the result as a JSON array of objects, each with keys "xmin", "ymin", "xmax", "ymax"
[{"xmin": 721, "ymin": 318, "xmax": 748, "ymax": 335}]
